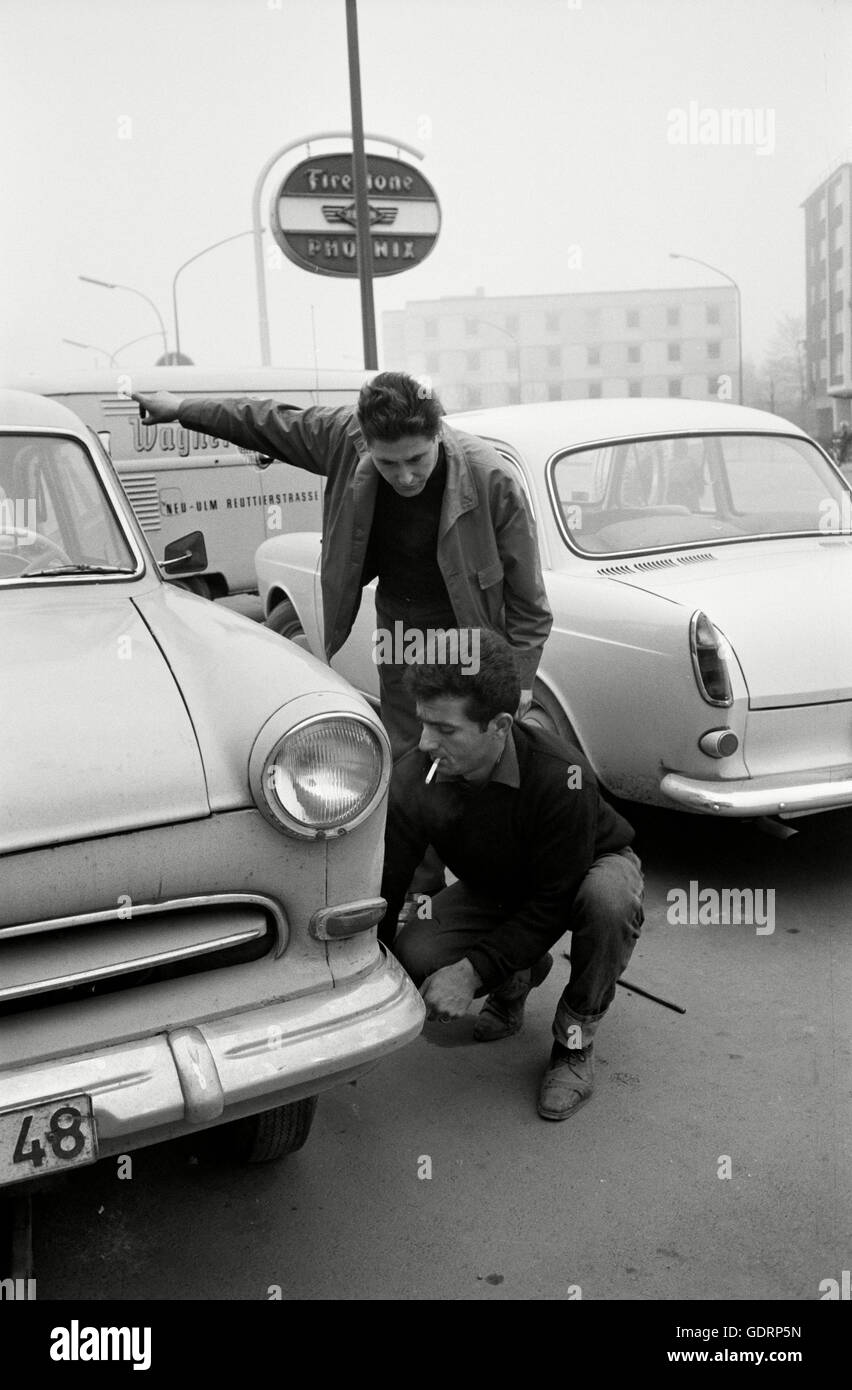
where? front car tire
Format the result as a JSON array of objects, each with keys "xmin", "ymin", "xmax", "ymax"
[{"xmin": 214, "ymin": 1096, "xmax": 319, "ymax": 1165}]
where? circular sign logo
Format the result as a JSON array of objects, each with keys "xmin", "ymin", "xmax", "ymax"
[{"xmin": 270, "ymin": 152, "xmax": 441, "ymax": 278}]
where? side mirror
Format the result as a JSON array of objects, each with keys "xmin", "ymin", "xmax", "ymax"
[{"xmin": 160, "ymin": 530, "xmax": 208, "ymax": 575}]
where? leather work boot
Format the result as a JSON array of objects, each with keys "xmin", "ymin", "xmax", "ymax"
[
  {"xmin": 537, "ymin": 1040, "xmax": 595, "ymax": 1120},
  {"xmin": 473, "ymin": 953, "xmax": 553, "ymax": 1042}
]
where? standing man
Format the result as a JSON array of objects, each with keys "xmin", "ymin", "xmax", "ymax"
[
  {"xmin": 833, "ymin": 421, "xmax": 852, "ymax": 466},
  {"xmin": 380, "ymin": 629, "xmax": 645, "ymax": 1122},
  {"xmin": 132, "ymin": 373, "xmax": 552, "ymax": 759}
]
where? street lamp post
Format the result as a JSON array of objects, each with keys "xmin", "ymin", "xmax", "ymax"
[
  {"xmin": 63, "ymin": 331, "xmax": 168, "ymax": 369},
  {"xmin": 63, "ymin": 337, "xmax": 117, "ymax": 367},
  {"xmin": 171, "ymin": 230, "xmax": 255, "ymax": 357},
  {"xmin": 669, "ymin": 252, "xmax": 742, "ymax": 404},
  {"xmin": 472, "ymin": 319, "xmax": 523, "ymax": 402},
  {"xmin": 112, "ymin": 332, "xmax": 169, "ymax": 363},
  {"xmin": 78, "ymin": 276, "xmax": 169, "ymax": 360}
]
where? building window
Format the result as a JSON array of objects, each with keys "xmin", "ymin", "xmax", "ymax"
[
  {"xmin": 626, "ymin": 310, "xmax": 640, "ymax": 328},
  {"xmin": 667, "ymin": 307, "xmax": 680, "ymax": 327},
  {"xmin": 707, "ymin": 341, "xmax": 720, "ymax": 359},
  {"xmin": 507, "ymin": 384, "xmax": 521, "ymax": 404},
  {"xmin": 466, "ymin": 386, "xmax": 482, "ymax": 408},
  {"xmin": 545, "ymin": 311, "xmax": 560, "ymax": 332},
  {"xmin": 708, "ymin": 375, "xmax": 720, "ymax": 396},
  {"xmin": 507, "ymin": 349, "xmax": 519, "ymax": 371},
  {"xmin": 668, "ymin": 342, "xmax": 681, "ymax": 362},
  {"xmin": 628, "ymin": 380, "xmax": 642, "ymax": 397},
  {"xmin": 548, "ymin": 383, "xmax": 562, "ymax": 401},
  {"xmin": 424, "ymin": 319, "xmax": 437, "ymax": 339},
  {"xmin": 668, "ymin": 378, "xmax": 682, "ymax": 397},
  {"xmin": 547, "ymin": 346, "xmax": 562, "ymax": 368},
  {"xmin": 706, "ymin": 304, "xmax": 720, "ymax": 324},
  {"xmin": 627, "ymin": 344, "xmax": 640, "ymax": 364},
  {"xmin": 588, "ymin": 382, "xmax": 602, "ymax": 398},
  {"xmin": 505, "ymin": 314, "xmax": 519, "ymax": 334},
  {"xmin": 426, "ymin": 352, "xmax": 439, "ymax": 373},
  {"xmin": 465, "ymin": 318, "xmax": 478, "ymax": 337},
  {"xmin": 585, "ymin": 308, "xmax": 601, "ymax": 329},
  {"xmin": 467, "ymin": 351, "xmax": 480, "ymax": 371},
  {"xmin": 587, "ymin": 346, "xmax": 601, "ymax": 366}
]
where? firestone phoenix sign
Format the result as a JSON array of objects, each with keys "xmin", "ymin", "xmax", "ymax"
[{"xmin": 270, "ymin": 152, "xmax": 441, "ymax": 278}]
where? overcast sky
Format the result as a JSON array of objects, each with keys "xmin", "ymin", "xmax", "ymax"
[{"xmin": 1, "ymin": 0, "xmax": 849, "ymax": 379}]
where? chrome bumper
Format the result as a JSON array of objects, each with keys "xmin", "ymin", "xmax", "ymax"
[
  {"xmin": 0, "ymin": 949, "xmax": 424, "ymax": 1172},
  {"xmin": 660, "ymin": 766, "xmax": 852, "ymax": 816}
]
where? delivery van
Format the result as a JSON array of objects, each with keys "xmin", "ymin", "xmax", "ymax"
[{"xmin": 6, "ymin": 367, "xmax": 369, "ymax": 598}]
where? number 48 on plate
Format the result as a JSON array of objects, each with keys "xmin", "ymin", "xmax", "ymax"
[{"xmin": 0, "ymin": 1095, "xmax": 97, "ymax": 1187}]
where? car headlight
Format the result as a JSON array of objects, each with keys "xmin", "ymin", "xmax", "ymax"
[{"xmin": 249, "ymin": 710, "xmax": 390, "ymax": 839}]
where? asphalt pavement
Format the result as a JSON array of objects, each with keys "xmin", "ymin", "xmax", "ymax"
[{"xmin": 29, "ymin": 802, "xmax": 852, "ymax": 1301}]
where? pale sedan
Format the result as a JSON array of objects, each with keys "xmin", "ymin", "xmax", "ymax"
[
  {"xmin": 255, "ymin": 398, "xmax": 852, "ymax": 819},
  {"xmin": 0, "ymin": 390, "xmax": 424, "ymax": 1191}
]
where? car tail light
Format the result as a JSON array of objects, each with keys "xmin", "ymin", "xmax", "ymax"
[{"xmin": 689, "ymin": 611, "xmax": 733, "ymax": 707}]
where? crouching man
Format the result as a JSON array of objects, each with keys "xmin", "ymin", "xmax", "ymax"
[{"xmin": 379, "ymin": 629, "xmax": 644, "ymax": 1121}]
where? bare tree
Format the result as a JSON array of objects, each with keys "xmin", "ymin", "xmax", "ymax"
[{"xmin": 746, "ymin": 314, "xmax": 807, "ymax": 424}]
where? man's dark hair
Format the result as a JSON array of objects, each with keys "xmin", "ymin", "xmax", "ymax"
[
  {"xmin": 357, "ymin": 371, "xmax": 444, "ymax": 442},
  {"xmin": 404, "ymin": 629, "xmax": 521, "ymax": 729}
]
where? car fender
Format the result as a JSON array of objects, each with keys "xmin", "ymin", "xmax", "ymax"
[
  {"xmin": 539, "ymin": 571, "xmax": 750, "ymax": 802},
  {"xmin": 255, "ymin": 531, "xmax": 323, "ymax": 654}
]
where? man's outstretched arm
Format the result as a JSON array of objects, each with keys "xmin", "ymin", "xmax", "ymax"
[{"xmin": 132, "ymin": 391, "xmax": 344, "ymax": 477}]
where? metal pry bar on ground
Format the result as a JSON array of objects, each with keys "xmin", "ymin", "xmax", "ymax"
[{"xmin": 561, "ymin": 952, "xmax": 686, "ymax": 1014}]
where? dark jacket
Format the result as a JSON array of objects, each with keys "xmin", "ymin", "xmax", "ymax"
[
  {"xmin": 177, "ymin": 398, "xmax": 553, "ymax": 689},
  {"xmin": 381, "ymin": 722, "xmax": 635, "ymax": 988}
]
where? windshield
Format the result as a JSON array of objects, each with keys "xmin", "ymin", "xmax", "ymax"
[
  {"xmin": 550, "ymin": 432, "xmax": 850, "ymax": 556},
  {"xmin": 0, "ymin": 433, "xmax": 138, "ymax": 583}
]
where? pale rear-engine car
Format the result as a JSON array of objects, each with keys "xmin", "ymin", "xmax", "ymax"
[
  {"xmin": 256, "ymin": 398, "xmax": 852, "ymax": 821},
  {"xmin": 0, "ymin": 389, "xmax": 424, "ymax": 1191}
]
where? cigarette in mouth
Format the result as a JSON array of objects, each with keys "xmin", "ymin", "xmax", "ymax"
[{"xmin": 424, "ymin": 758, "xmax": 440, "ymax": 785}]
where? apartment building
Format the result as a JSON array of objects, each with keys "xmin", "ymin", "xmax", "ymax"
[
  {"xmin": 802, "ymin": 160, "xmax": 852, "ymax": 437},
  {"xmin": 382, "ymin": 285, "xmax": 739, "ymax": 412}
]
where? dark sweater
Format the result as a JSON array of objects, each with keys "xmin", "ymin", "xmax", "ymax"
[
  {"xmin": 381, "ymin": 722, "xmax": 634, "ymax": 989},
  {"xmin": 362, "ymin": 450, "xmax": 453, "ymax": 611}
]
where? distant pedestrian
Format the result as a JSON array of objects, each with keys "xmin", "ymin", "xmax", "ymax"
[{"xmin": 833, "ymin": 421, "xmax": 852, "ymax": 465}]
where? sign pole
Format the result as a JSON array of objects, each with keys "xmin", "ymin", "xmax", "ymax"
[
  {"xmin": 252, "ymin": 131, "xmax": 424, "ymax": 368},
  {"xmin": 345, "ymin": 0, "xmax": 378, "ymax": 370}
]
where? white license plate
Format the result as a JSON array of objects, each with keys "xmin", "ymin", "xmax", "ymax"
[{"xmin": 0, "ymin": 1094, "xmax": 98, "ymax": 1186}]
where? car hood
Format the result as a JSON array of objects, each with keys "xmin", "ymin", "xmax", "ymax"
[
  {"xmin": 1, "ymin": 593, "xmax": 209, "ymax": 855},
  {"xmin": 608, "ymin": 537, "xmax": 852, "ymax": 707},
  {"xmin": 132, "ymin": 584, "xmax": 378, "ymax": 811}
]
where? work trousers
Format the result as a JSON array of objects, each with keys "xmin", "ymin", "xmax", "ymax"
[
  {"xmin": 375, "ymin": 592, "xmax": 457, "ymax": 894},
  {"xmin": 394, "ymin": 846, "xmax": 645, "ymax": 1047},
  {"xmin": 374, "ymin": 592, "xmax": 459, "ymax": 760}
]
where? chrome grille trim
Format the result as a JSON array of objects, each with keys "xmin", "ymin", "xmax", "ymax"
[
  {"xmin": 0, "ymin": 927, "xmax": 267, "ymax": 1003},
  {"xmin": 0, "ymin": 893, "xmax": 289, "ymax": 958}
]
